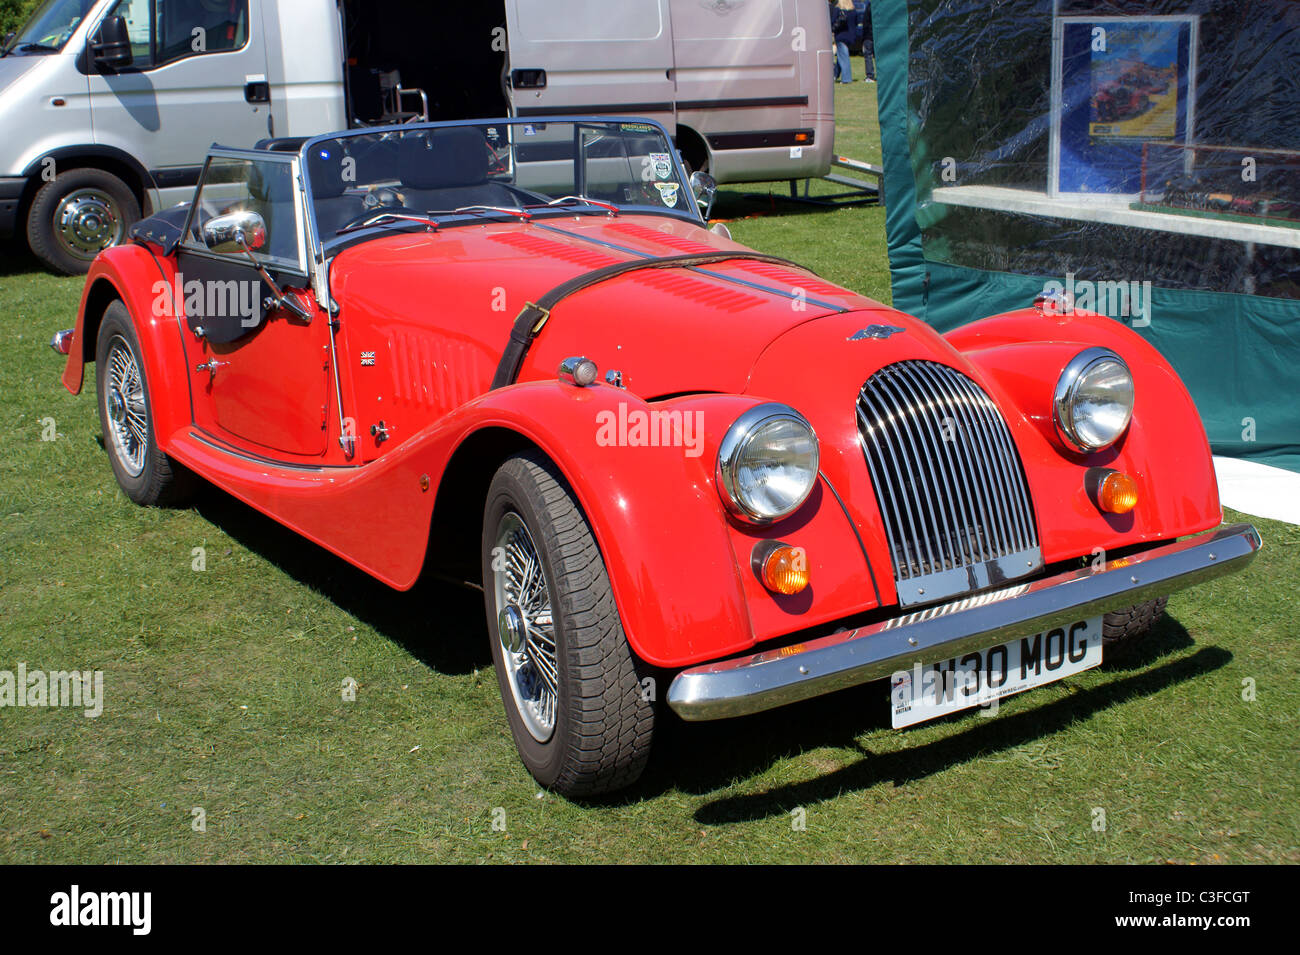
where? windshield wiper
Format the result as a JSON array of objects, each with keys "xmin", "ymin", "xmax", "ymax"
[
  {"xmin": 537, "ymin": 196, "xmax": 621, "ymax": 215},
  {"xmin": 335, "ymin": 211, "xmax": 440, "ymax": 235},
  {"xmin": 444, "ymin": 205, "xmax": 532, "ymax": 221},
  {"xmin": 15, "ymin": 42, "xmax": 60, "ymax": 53}
]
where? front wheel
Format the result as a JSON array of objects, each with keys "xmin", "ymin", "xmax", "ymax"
[
  {"xmin": 95, "ymin": 301, "xmax": 194, "ymax": 506},
  {"xmin": 1103, "ymin": 596, "xmax": 1168, "ymax": 649},
  {"xmin": 482, "ymin": 452, "xmax": 654, "ymax": 797}
]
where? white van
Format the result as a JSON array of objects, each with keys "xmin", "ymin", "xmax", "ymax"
[{"xmin": 0, "ymin": 0, "xmax": 833, "ymax": 273}]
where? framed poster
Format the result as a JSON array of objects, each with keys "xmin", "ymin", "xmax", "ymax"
[{"xmin": 1049, "ymin": 15, "xmax": 1199, "ymax": 197}]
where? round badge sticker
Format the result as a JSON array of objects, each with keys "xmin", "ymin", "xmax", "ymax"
[
  {"xmin": 650, "ymin": 152, "xmax": 672, "ymax": 179},
  {"xmin": 654, "ymin": 182, "xmax": 680, "ymax": 208}
]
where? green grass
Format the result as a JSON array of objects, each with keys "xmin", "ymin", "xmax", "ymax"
[{"xmin": 2, "ymin": 81, "xmax": 1298, "ymax": 863}]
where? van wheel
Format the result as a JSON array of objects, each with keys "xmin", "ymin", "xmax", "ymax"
[
  {"xmin": 27, "ymin": 168, "xmax": 139, "ymax": 275},
  {"xmin": 95, "ymin": 301, "xmax": 193, "ymax": 506},
  {"xmin": 482, "ymin": 451, "xmax": 655, "ymax": 797}
]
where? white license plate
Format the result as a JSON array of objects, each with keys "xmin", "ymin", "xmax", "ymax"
[{"xmin": 890, "ymin": 617, "xmax": 1103, "ymax": 728}]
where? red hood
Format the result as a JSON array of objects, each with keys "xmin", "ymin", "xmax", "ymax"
[{"xmin": 329, "ymin": 214, "xmax": 903, "ymax": 398}]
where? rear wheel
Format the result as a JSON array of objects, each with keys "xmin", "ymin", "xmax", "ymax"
[
  {"xmin": 482, "ymin": 452, "xmax": 654, "ymax": 797},
  {"xmin": 27, "ymin": 168, "xmax": 139, "ymax": 275},
  {"xmin": 95, "ymin": 301, "xmax": 193, "ymax": 506}
]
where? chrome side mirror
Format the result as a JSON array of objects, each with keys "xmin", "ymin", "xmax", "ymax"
[
  {"xmin": 689, "ymin": 170, "xmax": 717, "ymax": 218},
  {"xmin": 199, "ymin": 210, "xmax": 311, "ymax": 322},
  {"xmin": 203, "ymin": 210, "xmax": 268, "ymax": 255}
]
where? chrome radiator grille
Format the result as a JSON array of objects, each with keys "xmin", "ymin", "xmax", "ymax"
[{"xmin": 856, "ymin": 361, "xmax": 1042, "ymax": 607}]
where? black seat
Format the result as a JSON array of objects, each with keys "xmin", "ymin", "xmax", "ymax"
[
  {"xmin": 397, "ymin": 127, "xmax": 520, "ymax": 211},
  {"xmin": 307, "ymin": 145, "xmax": 366, "ymax": 237}
]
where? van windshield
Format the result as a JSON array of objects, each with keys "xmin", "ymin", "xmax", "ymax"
[
  {"xmin": 3, "ymin": 0, "xmax": 96, "ymax": 54},
  {"xmin": 302, "ymin": 120, "xmax": 698, "ymax": 241}
]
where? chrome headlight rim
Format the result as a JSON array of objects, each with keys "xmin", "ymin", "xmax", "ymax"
[
  {"xmin": 1053, "ymin": 346, "xmax": 1134, "ymax": 453},
  {"xmin": 716, "ymin": 403, "xmax": 820, "ymax": 525}
]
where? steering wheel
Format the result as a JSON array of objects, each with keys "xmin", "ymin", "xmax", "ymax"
[{"xmin": 336, "ymin": 206, "xmax": 428, "ymax": 233}]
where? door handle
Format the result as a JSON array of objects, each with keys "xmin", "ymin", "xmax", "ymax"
[
  {"xmin": 244, "ymin": 81, "xmax": 270, "ymax": 104},
  {"xmin": 510, "ymin": 69, "xmax": 546, "ymax": 90}
]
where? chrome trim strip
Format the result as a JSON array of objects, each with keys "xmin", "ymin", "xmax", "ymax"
[
  {"xmin": 189, "ymin": 430, "xmax": 355, "ymax": 471},
  {"xmin": 666, "ymin": 523, "xmax": 1261, "ymax": 720}
]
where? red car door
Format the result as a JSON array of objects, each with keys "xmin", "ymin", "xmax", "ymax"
[{"xmin": 176, "ymin": 151, "xmax": 332, "ymax": 459}]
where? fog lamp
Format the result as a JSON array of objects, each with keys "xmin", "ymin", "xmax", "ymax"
[
  {"xmin": 753, "ymin": 540, "xmax": 809, "ymax": 595},
  {"xmin": 1088, "ymin": 468, "xmax": 1139, "ymax": 514}
]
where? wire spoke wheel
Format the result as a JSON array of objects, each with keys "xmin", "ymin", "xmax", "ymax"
[
  {"xmin": 491, "ymin": 511, "xmax": 558, "ymax": 743},
  {"xmin": 103, "ymin": 335, "xmax": 147, "ymax": 478},
  {"xmin": 483, "ymin": 452, "xmax": 655, "ymax": 795}
]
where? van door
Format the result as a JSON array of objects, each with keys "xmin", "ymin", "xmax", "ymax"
[
  {"xmin": 505, "ymin": 0, "xmax": 677, "ymax": 134},
  {"xmin": 671, "ymin": 0, "xmax": 832, "ymax": 183},
  {"xmin": 87, "ymin": 0, "xmax": 270, "ymax": 192}
]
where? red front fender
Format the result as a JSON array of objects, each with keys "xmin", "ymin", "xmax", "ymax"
[
  {"xmin": 949, "ymin": 307, "xmax": 1222, "ymax": 560},
  {"xmin": 62, "ymin": 245, "xmax": 194, "ymax": 446}
]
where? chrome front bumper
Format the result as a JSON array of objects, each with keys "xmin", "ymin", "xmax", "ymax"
[{"xmin": 667, "ymin": 523, "xmax": 1261, "ymax": 721}]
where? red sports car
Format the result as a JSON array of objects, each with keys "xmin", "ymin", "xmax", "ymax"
[{"xmin": 54, "ymin": 118, "xmax": 1260, "ymax": 796}]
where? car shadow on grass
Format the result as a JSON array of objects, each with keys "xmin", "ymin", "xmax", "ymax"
[
  {"xmin": 610, "ymin": 617, "xmax": 1225, "ymax": 819},
  {"xmin": 191, "ymin": 484, "xmax": 491, "ymax": 677}
]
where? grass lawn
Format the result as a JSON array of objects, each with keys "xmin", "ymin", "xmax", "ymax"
[{"xmin": 2, "ymin": 81, "xmax": 1297, "ymax": 864}]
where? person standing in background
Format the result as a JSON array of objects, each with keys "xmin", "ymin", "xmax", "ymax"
[
  {"xmin": 830, "ymin": 0, "xmax": 855, "ymax": 84},
  {"xmin": 857, "ymin": 0, "xmax": 875, "ymax": 82}
]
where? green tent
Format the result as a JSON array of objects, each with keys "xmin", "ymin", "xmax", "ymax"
[{"xmin": 873, "ymin": 0, "xmax": 1300, "ymax": 471}]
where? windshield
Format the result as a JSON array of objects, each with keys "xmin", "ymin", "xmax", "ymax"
[
  {"xmin": 303, "ymin": 119, "xmax": 697, "ymax": 242},
  {"xmin": 3, "ymin": 0, "xmax": 97, "ymax": 54}
]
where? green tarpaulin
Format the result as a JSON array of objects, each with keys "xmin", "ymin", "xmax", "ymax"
[{"xmin": 872, "ymin": 0, "xmax": 1300, "ymax": 472}]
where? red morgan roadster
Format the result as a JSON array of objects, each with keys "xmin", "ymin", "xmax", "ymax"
[{"xmin": 54, "ymin": 118, "xmax": 1260, "ymax": 796}]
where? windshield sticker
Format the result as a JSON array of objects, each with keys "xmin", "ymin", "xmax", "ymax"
[
  {"xmin": 620, "ymin": 122, "xmax": 656, "ymax": 133},
  {"xmin": 654, "ymin": 182, "xmax": 680, "ymax": 208},
  {"xmin": 649, "ymin": 153, "xmax": 672, "ymax": 179}
]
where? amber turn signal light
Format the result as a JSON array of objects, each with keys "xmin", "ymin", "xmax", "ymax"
[
  {"xmin": 752, "ymin": 540, "xmax": 810, "ymax": 595},
  {"xmin": 1087, "ymin": 468, "xmax": 1138, "ymax": 514}
]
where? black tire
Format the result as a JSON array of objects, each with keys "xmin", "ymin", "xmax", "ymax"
[
  {"xmin": 94, "ymin": 301, "xmax": 194, "ymax": 507},
  {"xmin": 482, "ymin": 451, "xmax": 654, "ymax": 797},
  {"xmin": 27, "ymin": 167, "xmax": 140, "ymax": 275},
  {"xmin": 1102, "ymin": 596, "xmax": 1168, "ymax": 649}
]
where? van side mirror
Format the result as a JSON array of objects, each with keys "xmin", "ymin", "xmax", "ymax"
[{"xmin": 91, "ymin": 15, "xmax": 133, "ymax": 70}]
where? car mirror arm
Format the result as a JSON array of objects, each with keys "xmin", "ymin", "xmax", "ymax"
[{"xmin": 235, "ymin": 239, "xmax": 314, "ymax": 323}]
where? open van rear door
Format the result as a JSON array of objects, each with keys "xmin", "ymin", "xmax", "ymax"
[{"xmin": 505, "ymin": 0, "xmax": 677, "ymax": 133}]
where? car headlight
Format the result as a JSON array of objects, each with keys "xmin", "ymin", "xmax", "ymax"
[
  {"xmin": 716, "ymin": 404, "xmax": 819, "ymax": 523},
  {"xmin": 1053, "ymin": 347, "xmax": 1134, "ymax": 452}
]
